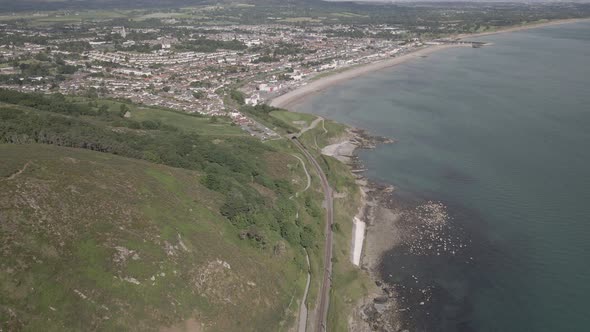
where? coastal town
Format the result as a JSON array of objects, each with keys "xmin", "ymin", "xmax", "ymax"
[
  {"xmin": 2, "ymin": 1, "xmax": 585, "ymax": 139},
  {"xmin": 2, "ymin": 2, "xmax": 590, "ymax": 332},
  {"xmin": 0, "ymin": 17, "xmax": 486, "ymax": 138}
]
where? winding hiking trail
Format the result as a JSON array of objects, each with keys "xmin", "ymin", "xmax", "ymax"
[
  {"xmin": 297, "ymin": 252, "xmax": 312, "ymax": 332},
  {"xmin": 2, "ymin": 161, "xmax": 31, "ymax": 182},
  {"xmin": 291, "ymin": 137, "xmax": 333, "ymax": 332},
  {"xmin": 290, "ymin": 115, "xmax": 334, "ymax": 331},
  {"xmin": 295, "ymin": 116, "xmax": 326, "ymax": 138},
  {"xmin": 290, "ymin": 153, "xmax": 312, "ymax": 331},
  {"xmin": 291, "ymin": 154, "xmax": 311, "ymax": 194}
]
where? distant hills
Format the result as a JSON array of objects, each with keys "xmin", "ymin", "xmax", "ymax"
[
  {"xmin": 2, "ymin": 0, "xmax": 589, "ymax": 15},
  {"xmin": 0, "ymin": 0, "xmax": 207, "ymax": 12}
]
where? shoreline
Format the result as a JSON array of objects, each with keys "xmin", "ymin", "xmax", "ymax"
[
  {"xmin": 272, "ymin": 17, "xmax": 589, "ymax": 331},
  {"xmin": 458, "ymin": 17, "xmax": 590, "ymax": 39},
  {"xmin": 270, "ymin": 44, "xmax": 462, "ymax": 110},
  {"xmin": 271, "ymin": 17, "xmax": 590, "ymax": 111}
]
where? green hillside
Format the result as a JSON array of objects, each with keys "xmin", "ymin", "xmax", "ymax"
[
  {"xmin": 0, "ymin": 144, "xmax": 304, "ymax": 331},
  {"xmin": 0, "ymin": 90, "xmax": 324, "ymax": 331}
]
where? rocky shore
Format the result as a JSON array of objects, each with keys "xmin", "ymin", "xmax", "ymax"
[
  {"xmin": 321, "ymin": 127, "xmax": 394, "ymax": 165},
  {"xmin": 324, "ymin": 128, "xmax": 472, "ymax": 332},
  {"xmin": 319, "ymin": 128, "xmax": 403, "ymax": 331}
]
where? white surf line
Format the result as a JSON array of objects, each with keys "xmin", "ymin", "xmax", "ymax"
[
  {"xmin": 297, "ymin": 251, "xmax": 311, "ymax": 332},
  {"xmin": 291, "ymin": 154, "xmax": 311, "ymax": 193}
]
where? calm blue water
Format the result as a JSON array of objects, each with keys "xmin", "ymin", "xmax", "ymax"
[{"xmin": 295, "ymin": 22, "xmax": 590, "ymax": 332}]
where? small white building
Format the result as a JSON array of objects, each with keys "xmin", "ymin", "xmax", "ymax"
[
  {"xmin": 258, "ymin": 83, "xmax": 282, "ymax": 92},
  {"xmin": 245, "ymin": 94, "xmax": 260, "ymax": 106}
]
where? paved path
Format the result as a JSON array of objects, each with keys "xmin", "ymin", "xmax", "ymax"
[{"xmin": 292, "ymin": 138, "xmax": 333, "ymax": 332}]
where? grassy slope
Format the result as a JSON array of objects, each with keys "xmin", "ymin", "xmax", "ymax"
[
  {"xmin": 66, "ymin": 97, "xmax": 245, "ymax": 137},
  {"xmin": 0, "ymin": 94, "xmax": 324, "ymax": 331},
  {"xmin": 0, "ymin": 89, "xmax": 370, "ymax": 330},
  {"xmin": 0, "ymin": 144, "xmax": 305, "ymax": 331},
  {"xmin": 127, "ymin": 107, "xmax": 245, "ymax": 136},
  {"xmin": 270, "ymin": 110, "xmax": 317, "ymax": 131}
]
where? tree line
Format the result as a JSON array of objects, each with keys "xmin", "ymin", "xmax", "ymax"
[{"xmin": 0, "ymin": 89, "xmax": 317, "ymax": 251}]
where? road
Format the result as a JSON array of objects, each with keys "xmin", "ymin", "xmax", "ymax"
[{"xmin": 291, "ymin": 137, "xmax": 333, "ymax": 332}]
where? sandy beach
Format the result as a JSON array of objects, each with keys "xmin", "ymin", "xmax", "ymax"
[
  {"xmin": 270, "ymin": 44, "xmax": 462, "ymax": 110},
  {"xmin": 271, "ymin": 17, "xmax": 590, "ymax": 111},
  {"xmin": 459, "ymin": 17, "xmax": 590, "ymax": 40}
]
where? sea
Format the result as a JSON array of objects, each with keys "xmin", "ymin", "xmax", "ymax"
[{"xmin": 294, "ymin": 21, "xmax": 590, "ymax": 332}]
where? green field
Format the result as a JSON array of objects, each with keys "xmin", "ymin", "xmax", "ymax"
[
  {"xmin": 0, "ymin": 10, "xmax": 128, "ymax": 25},
  {"xmin": 270, "ymin": 110, "xmax": 318, "ymax": 130},
  {"xmin": 130, "ymin": 107, "xmax": 245, "ymax": 136}
]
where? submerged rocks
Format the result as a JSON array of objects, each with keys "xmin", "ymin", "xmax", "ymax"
[{"xmin": 352, "ymin": 182, "xmax": 474, "ymax": 331}]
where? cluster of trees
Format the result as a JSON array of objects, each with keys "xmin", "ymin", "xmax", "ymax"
[
  {"xmin": 0, "ymin": 75, "xmax": 21, "ymax": 85},
  {"xmin": 16, "ymin": 62, "xmax": 50, "ymax": 77},
  {"xmin": 116, "ymin": 43, "xmax": 161, "ymax": 53},
  {"xmin": 272, "ymin": 42, "xmax": 306, "ymax": 56},
  {"xmin": 0, "ymin": 34, "xmax": 48, "ymax": 46},
  {"xmin": 0, "ymin": 54, "xmax": 79, "ymax": 85},
  {"xmin": 0, "ymin": 89, "xmax": 317, "ymax": 251},
  {"xmin": 324, "ymin": 29, "xmax": 404, "ymax": 40},
  {"xmin": 0, "ymin": 90, "xmax": 174, "ymax": 130},
  {"xmin": 251, "ymin": 55, "xmax": 279, "ymax": 64},
  {"xmin": 126, "ymin": 31, "xmax": 161, "ymax": 41},
  {"xmin": 325, "ymin": 29, "xmax": 366, "ymax": 39},
  {"xmin": 229, "ymin": 89, "xmax": 245, "ymax": 105},
  {"xmin": 189, "ymin": 81, "xmax": 213, "ymax": 88},
  {"xmin": 57, "ymin": 41, "xmax": 92, "ymax": 53},
  {"xmin": 0, "ymin": 90, "xmax": 93, "ymax": 115},
  {"xmin": 302, "ymin": 57, "xmax": 336, "ymax": 68},
  {"xmin": 174, "ymin": 38, "xmax": 247, "ymax": 53}
]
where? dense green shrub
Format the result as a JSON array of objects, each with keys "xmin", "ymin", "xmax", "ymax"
[{"xmin": 0, "ymin": 89, "xmax": 318, "ymax": 250}]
